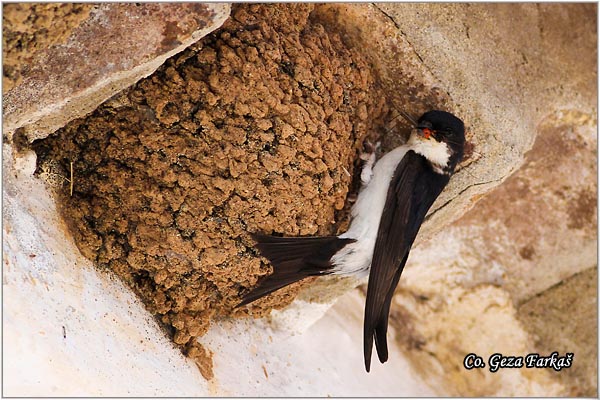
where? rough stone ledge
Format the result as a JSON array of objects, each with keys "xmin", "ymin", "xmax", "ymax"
[{"xmin": 3, "ymin": 3, "xmax": 231, "ymax": 144}]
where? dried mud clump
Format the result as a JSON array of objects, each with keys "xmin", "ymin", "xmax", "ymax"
[
  {"xmin": 2, "ymin": 3, "xmax": 95, "ymax": 92},
  {"xmin": 33, "ymin": 4, "xmax": 388, "ymax": 348}
]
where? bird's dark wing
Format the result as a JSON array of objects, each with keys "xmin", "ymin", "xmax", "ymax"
[
  {"xmin": 363, "ymin": 150, "xmax": 449, "ymax": 372},
  {"xmin": 236, "ymin": 234, "xmax": 355, "ymax": 308}
]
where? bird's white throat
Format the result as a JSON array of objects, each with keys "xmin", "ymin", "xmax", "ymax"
[{"xmin": 407, "ymin": 131, "xmax": 451, "ymax": 174}]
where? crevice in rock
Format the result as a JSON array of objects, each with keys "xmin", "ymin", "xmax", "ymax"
[{"xmin": 426, "ymin": 177, "xmax": 503, "ymax": 221}]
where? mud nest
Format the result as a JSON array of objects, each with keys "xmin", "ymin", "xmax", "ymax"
[{"xmin": 33, "ymin": 4, "xmax": 390, "ymax": 349}]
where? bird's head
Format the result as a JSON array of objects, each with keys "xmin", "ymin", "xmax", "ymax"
[{"xmin": 407, "ymin": 110, "xmax": 465, "ymax": 175}]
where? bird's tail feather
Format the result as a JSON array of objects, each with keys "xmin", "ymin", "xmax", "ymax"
[
  {"xmin": 236, "ymin": 233, "xmax": 355, "ymax": 308},
  {"xmin": 364, "ymin": 253, "xmax": 408, "ymax": 372}
]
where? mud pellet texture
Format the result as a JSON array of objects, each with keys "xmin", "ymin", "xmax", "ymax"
[{"xmin": 33, "ymin": 4, "xmax": 388, "ymax": 348}]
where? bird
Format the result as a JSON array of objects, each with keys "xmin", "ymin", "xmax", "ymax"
[{"xmin": 237, "ymin": 110, "xmax": 466, "ymax": 372}]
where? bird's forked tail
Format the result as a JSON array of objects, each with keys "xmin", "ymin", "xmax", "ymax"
[{"xmin": 236, "ymin": 233, "xmax": 355, "ymax": 307}]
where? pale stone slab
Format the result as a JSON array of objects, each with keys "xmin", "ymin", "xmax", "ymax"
[{"xmin": 3, "ymin": 3, "xmax": 231, "ymax": 143}]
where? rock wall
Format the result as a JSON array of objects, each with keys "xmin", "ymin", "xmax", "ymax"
[
  {"xmin": 3, "ymin": 3, "xmax": 597, "ymax": 397},
  {"xmin": 392, "ymin": 110, "xmax": 596, "ymax": 396},
  {"xmin": 3, "ymin": 3, "xmax": 231, "ymax": 143},
  {"xmin": 3, "ymin": 3, "xmax": 95, "ymax": 93},
  {"xmin": 377, "ymin": 4, "xmax": 597, "ymax": 396}
]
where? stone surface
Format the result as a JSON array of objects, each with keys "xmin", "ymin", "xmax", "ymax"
[
  {"xmin": 456, "ymin": 110, "xmax": 597, "ymax": 304},
  {"xmin": 388, "ymin": 91, "xmax": 596, "ymax": 396},
  {"xmin": 3, "ymin": 3, "xmax": 94, "ymax": 93},
  {"xmin": 518, "ymin": 267, "xmax": 598, "ymax": 397},
  {"xmin": 198, "ymin": 290, "xmax": 436, "ymax": 396},
  {"xmin": 374, "ymin": 3, "xmax": 597, "ymax": 240},
  {"xmin": 3, "ymin": 3, "xmax": 230, "ymax": 143},
  {"xmin": 366, "ymin": 6, "xmax": 597, "ymax": 394},
  {"xmin": 3, "ymin": 2, "xmax": 597, "ymax": 397}
]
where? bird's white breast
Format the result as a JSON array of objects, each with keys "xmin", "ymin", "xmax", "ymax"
[{"xmin": 331, "ymin": 145, "xmax": 410, "ymax": 276}]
